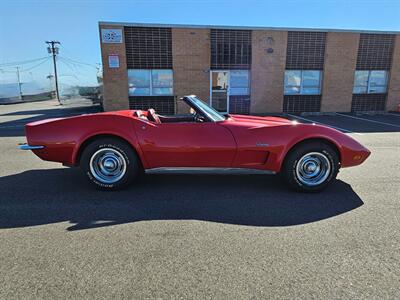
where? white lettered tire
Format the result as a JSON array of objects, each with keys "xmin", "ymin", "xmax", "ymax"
[
  {"xmin": 282, "ymin": 142, "xmax": 340, "ymax": 192},
  {"xmin": 80, "ymin": 137, "xmax": 141, "ymax": 190}
]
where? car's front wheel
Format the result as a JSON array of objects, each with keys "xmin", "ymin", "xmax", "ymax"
[
  {"xmin": 282, "ymin": 142, "xmax": 339, "ymax": 192},
  {"xmin": 80, "ymin": 137, "xmax": 141, "ymax": 190}
]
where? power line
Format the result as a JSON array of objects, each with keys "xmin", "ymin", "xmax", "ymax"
[
  {"xmin": 0, "ymin": 56, "xmax": 51, "ymax": 67},
  {"xmin": 58, "ymin": 58, "xmax": 87, "ymax": 79},
  {"xmin": 58, "ymin": 57, "xmax": 98, "ymax": 86},
  {"xmin": 58, "ymin": 57, "xmax": 84, "ymax": 74},
  {"xmin": 58, "ymin": 60, "xmax": 96, "ymax": 86},
  {"xmin": 0, "ymin": 69, "xmax": 17, "ymax": 73},
  {"xmin": 58, "ymin": 56, "xmax": 99, "ymax": 69},
  {"xmin": 59, "ymin": 74, "xmax": 80, "ymax": 80},
  {"xmin": 20, "ymin": 57, "xmax": 51, "ymax": 72},
  {"xmin": 58, "ymin": 44, "xmax": 100, "ymax": 69}
]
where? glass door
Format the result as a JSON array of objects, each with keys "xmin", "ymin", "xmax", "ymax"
[{"xmin": 210, "ymin": 71, "xmax": 229, "ymax": 113}]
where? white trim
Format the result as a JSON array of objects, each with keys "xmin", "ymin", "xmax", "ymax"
[
  {"xmin": 210, "ymin": 70, "xmax": 230, "ymax": 114},
  {"xmin": 149, "ymin": 69, "xmax": 153, "ymax": 95},
  {"xmin": 99, "ymin": 21, "xmax": 400, "ymax": 34},
  {"xmin": 335, "ymin": 113, "xmax": 400, "ymax": 128}
]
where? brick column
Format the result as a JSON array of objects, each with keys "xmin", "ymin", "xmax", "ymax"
[
  {"xmin": 172, "ymin": 28, "xmax": 210, "ymax": 113},
  {"xmin": 387, "ymin": 35, "xmax": 400, "ymax": 111},
  {"xmin": 250, "ymin": 31, "xmax": 287, "ymax": 113},
  {"xmin": 99, "ymin": 24, "xmax": 129, "ymax": 111},
  {"xmin": 321, "ymin": 32, "xmax": 359, "ymax": 112}
]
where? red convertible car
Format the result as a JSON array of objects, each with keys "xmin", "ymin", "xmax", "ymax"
[{"xmin": 19, "ymin": 95, "xmax": 370, "ymax": 192}]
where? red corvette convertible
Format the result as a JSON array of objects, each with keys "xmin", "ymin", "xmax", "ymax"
[{"xmin": 19, "ymin": 95, "xmax": 370, "ymax": 192}]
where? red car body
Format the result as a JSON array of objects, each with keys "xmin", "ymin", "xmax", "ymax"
[{"xmin": 23, "ymin": 107, "xmax": 370, "ymax": 173}]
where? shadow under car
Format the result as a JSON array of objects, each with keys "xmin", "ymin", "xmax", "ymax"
[{"xmin": 0, "ymin": 168, "xmax": 364, "ymax": 231}]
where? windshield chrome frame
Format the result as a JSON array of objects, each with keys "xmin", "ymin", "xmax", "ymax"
[{"xmin": 182, "ymin": 95, "xmax": 226, "ymax": 122}]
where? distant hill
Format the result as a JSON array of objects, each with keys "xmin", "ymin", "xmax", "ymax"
[{"xmin": 0, "ymin": 82, "xmax": 49, "ymax": 98}]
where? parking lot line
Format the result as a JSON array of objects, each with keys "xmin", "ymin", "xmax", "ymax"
[
  {"xmin": 387, "ymin": 113, "xmax": 400, "ymax": 117},
  {"xmin": 0, "ymin": 125, "xmax": 24, "ymax": 128},
  {"xmin": 286, "ymin": 114, "xmax": 360, "ymax": 135},
  {"xmin": 336, "ymin": 113, "xmax": 400, "ymax": 128}
]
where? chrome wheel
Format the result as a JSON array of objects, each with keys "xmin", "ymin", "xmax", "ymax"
[
  {"xmin": 295, "ymin": 152, "xmax": 331, "ymax": 186},
  {"xmin": 89, "ymin": 148, "xmax": 127, "ymax": 184}
]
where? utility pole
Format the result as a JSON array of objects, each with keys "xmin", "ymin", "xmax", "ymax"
[
  {"xmin": 16, "ymin": 67, "xmax": 23, "ymax": 100},
  {"xmin": 46, "ymin": 74, "xmax": 54, "ymax": 92},
  {"xmin": 46, "ymin": 40, "xmax": 61, "ymax": 104}
]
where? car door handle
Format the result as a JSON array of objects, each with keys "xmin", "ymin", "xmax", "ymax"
[{"xmin": 142, "ymin": 125, "xmax": 146, "ymax": 130}]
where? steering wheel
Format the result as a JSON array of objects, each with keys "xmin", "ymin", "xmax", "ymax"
[
  {"xmin": 147, "ymin": 108, "xmax": 161, "ymax": 124},
  {"xmin": 194, "ymin": 112, "xmax": 205, "ymax": 123}
]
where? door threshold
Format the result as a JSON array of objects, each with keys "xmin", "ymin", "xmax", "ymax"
[{"xmin": 146, "ymin": 167, "xmax": 276, "ymax": 175}]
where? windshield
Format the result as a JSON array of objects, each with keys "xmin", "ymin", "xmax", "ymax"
[{"xmin": 187, "ymin": 96, "xmax": 226, "ymax": 122}]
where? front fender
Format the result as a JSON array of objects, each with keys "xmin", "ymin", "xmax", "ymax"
[{"xmin": 265, "ymin": 124, "xmax": 370, "ymax": 172}]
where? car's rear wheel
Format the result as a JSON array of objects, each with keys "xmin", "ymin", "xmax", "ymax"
[
  {"xmin": 80, "ymin": 137, "xmax": 141, "ymax": 190},
  {"xmin": 282, "ymin": 142, "xmax": 339, "ymax": 192}
]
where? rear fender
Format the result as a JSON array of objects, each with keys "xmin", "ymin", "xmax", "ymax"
[
  {"xmin": 72, "ymin": 130, "xmax": 148, "ymax": 168},
  {"xmin": 26, "ymin": 113, "xmax": 149, "ymax": 168}
]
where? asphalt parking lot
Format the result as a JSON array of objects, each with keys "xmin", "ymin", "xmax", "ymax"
[{"xmin": 0, "ymin": 100, "xmax": 399, "ymax": 299}]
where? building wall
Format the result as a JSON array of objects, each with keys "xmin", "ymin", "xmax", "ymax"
[
  {"xmin": 99, "ymin": 23, "xmax": 400, "ymax": 114},
  {"xmin": 172, "ymin": 28, "xmax": 211, "ymax": 113},
  {"xmin": 321, "ymin": 32, "xmax": 360, "ymax": 112},
  {"xmin": 250, "ymin": 31, "xmax": 287, "ymax": 113},
  {"xmin": 99, "ymin": 24, "xmax": 129, "ymax": 111},
  {"xmin": 387, "ymin": 35, "xmax": 400, "ymax": 111}
]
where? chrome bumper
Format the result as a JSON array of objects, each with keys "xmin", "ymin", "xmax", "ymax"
[{"xmin": 18, "ymin": 143, "xmax": 45, "ymax": 150}]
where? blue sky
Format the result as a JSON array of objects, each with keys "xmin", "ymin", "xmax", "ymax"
[{"xmin": 0, "ymin": 0, "xmax": 399, "ymax": 96}]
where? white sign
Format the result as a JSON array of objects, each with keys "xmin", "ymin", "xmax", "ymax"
[
  {"xmin": 101, "ymin": 29, "xmax": 123, "ymax": 43},
  {"xmin": 108, "ymin": 54, "xmax": 120, "ymax": 68}
]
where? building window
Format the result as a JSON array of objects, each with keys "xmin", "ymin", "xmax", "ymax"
[
  {"xmin": 286, "ymin": 31, "xmax": 326, "ymax": 70},
  {"xmin": 356, "ymin": 34, "xmax": 395, "ymax": 70},
  {"xmin": 210, "ymin": 29, "xmax": 252, "ymax": 69},
  {"xmin": 124, "ymin": 27, "xmax": 172, "ymax": 69},
  {"xmin": 230, "ymin": 70, "xmax": 250, "ymax": 95},
  {"xmin": 353, "ymin": 70, "xmax": 388, "ymax": 94},
  {"xmin": 284, "ymin": 70, "xmax": 322, "ymax": 95},
  {"xmin": 128, "ymin": 69, "xmax": 173, "ymax": 96}
]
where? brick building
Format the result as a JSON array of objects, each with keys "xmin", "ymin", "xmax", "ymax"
[{"xmin": 99, "ymin": 22, "xmax": 400, "ymax": 114}]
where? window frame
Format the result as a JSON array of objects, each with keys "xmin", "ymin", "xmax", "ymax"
[
  {"xmin": 128, "ymin": 69, "xmax": 173, "ymax": 96},
  {"xmin": 353, "ymin": 70, "xmax": 388, "ymax": 94},
  {"xmin": 229, "ymin": 70, "xmax": 250, "ymax": 96},
  {"xmin": 127, "ymin": 69, "xmax": 151, "ymax": 96},
  {"xmin": 284, "ymin": 70, "xmax": 322, "ymax": 95}
]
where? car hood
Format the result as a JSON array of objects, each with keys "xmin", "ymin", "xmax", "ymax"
[{"xmin": 228, "ymin": 114, "xmax": 293, "ymax": 126}]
